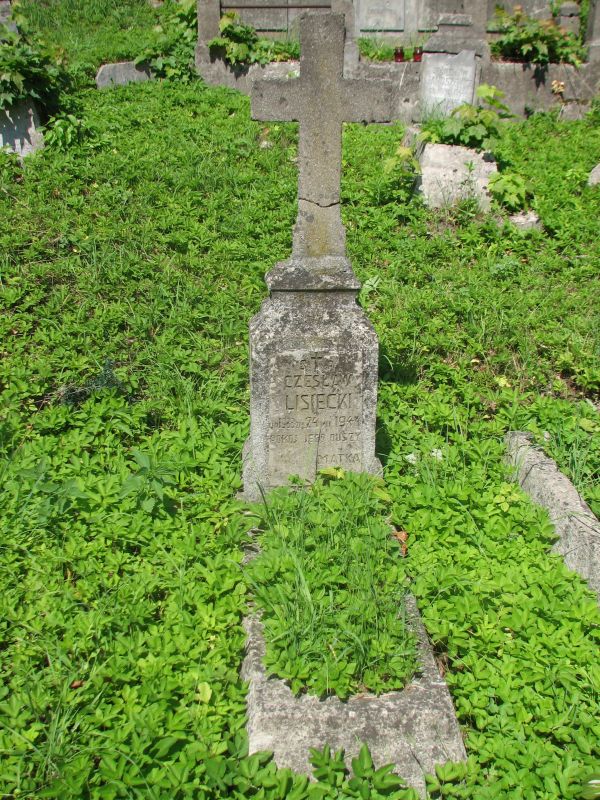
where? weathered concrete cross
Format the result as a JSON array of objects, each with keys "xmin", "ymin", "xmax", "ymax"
[{"xmin": 251, "ymin": 14, "xmax": 395, "ymax": 260}]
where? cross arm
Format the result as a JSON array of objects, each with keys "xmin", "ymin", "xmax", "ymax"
[
  {"xmin": 251, "ymin": 79, "xmax": 303, "ymax": 122},
  {"xmin": 341, "ymin": 79, "xmax": 396, "ymax": 124}
]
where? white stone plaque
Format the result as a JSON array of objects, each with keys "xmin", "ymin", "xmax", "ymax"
[
  {"xmin": 420, "ymin": 50, "xmax": 477, "ymax": 117},
  {"xmin": 358, "ymin": 0, "xmax": 405, "ymax": 31}
]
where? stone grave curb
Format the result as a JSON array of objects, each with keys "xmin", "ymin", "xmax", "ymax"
[
  {"xmin": 196, "ymin": 58, "xmax": 299, "ymax": 96},
  {"xmin": 1, "ymin": 100, "xmax": 44, "ymax": 158},
  {"xmin": 416, "ymin": 143, "xmax": 497, "ymax": 211},
  {"xmin": 95, "ymin": 61, "xmax": 154, "ymax": 90},
  {"xmin": 505, "ymin": 431, "xmax": 600, "ymax": 602},
  {"xmin": 241, "ymin": 594, "xmax": 466, "ymax": 797}
]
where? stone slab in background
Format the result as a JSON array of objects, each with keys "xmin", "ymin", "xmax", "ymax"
[
  {"xmin": 95, "ymin": 61, "xmax": 153, "ymax": 89},
  {"xmin": 0, "ymin": 0, "xmax": 17, "ymax": 31},
  {"xmin": 354, "ymin": 59, "xmax": 421, "ymax": 121},
  {"xmin": 420, "ymin": 50, "xmax": 477, "ymax": 117},
  {"xmin": 505, "ymin": 432, "xmax": 600, "ymax": 602},
  {"xmin": 196, "ymin": 58, "xmax": 299, "ymax": 96},
  {"xmin": 242, "ymin": 595, "xmax": 466, "ymax": 796},
  {"xmin": 492, "ymin": 0, "xmax": 552, "ymax": 19},
  {"xmin": 559, "ymin": 1, "xmax": 581, "ymax": 35},
  {"xmin": 0, "ymin": 101, "xmax": 44, "ymax": 157},
  {"xmin": 481, "ymin": 61, "xmax": 600, "ymax": 118},
  {"xmin": 508, "ymin": 209, "xmax": 542, "ymax": 230},
  {"xmin": 416, "ymin": 143, "xmax": 497, "ymax": 210},
  {"xmin": 588, "ymin": 163, "xmax": 600, "ymax": 186}
]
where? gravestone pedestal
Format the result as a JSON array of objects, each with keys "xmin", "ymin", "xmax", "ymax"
[
  {"xmin": 242, "ymin": 14, "xmax": 393, "ymax": 499},
  {"xmin": 243, "ymin": 259, "xmax": 381, "ymax": 500}
]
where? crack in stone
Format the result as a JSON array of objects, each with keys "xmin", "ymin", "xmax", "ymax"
[{"xmin": 298, "ymin": 197, "xmax": 340, "ymax": 209}]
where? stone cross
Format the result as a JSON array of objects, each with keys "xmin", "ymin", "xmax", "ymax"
[
  {"xmin": 243, "ymin": 13, "xmax": 395, "ymax": 499},
  {"xmin": 252, "ymin": 13, "xmax": 395, "ymax": 258}
]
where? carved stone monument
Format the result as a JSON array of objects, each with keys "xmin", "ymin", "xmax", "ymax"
[{"xmin": 242, "ymin": 13, "xmax": 395, "ymax": 500}]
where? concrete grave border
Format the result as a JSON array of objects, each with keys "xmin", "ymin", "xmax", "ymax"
[
  {"xmin": 95, "ymin": 61, "xmax": 154, "ymax": 89},
  {"xmin": 1, "ymin": 100, "xmax": 44, "ymax": 158},
  {"xmin": 241, "ymin": 595, "xmax": 466, "ymax": 797},
  {"xmin": 505, "ymin": 431, "xmax": 600, "ymax": 602}
]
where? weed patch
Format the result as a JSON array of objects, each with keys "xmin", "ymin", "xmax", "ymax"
[
  {"xmin": 16, "ymin": 0, "xmax": 160, "ymax": 76},
  {"xmin": 0, "ymin": 71, "xmax": 599, "ymax": 798},
  {"xmin": 246, "ymin": 473, "xmax": 417, "ymax": 699}
]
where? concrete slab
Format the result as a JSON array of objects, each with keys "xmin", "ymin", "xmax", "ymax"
[
  {"xmin": 196, "ymin": 58, "xmax": 299, "ymax": 97},
  {"xmin": 0, "ymin": 101, "xmax": 44, "ymax": 158},
  {"xmin": 508, "ymin": 209, "xmax": 542, "ymax": 230},
  {"xmin": 95, "ymin": 61, "xmax": 152, "ymax": 89},
  {"xmin": 588, "ymin": 163, "xmax": 600, "ymax": 187},
  {"xmin": 242, "ymin": 595, "xmax": 466, "ymax": 796},
  {"xmin": 505, "ymin": 431, "xmax": 600, "ymax": 602},
  {"xmin": 416, "ymin": 143, "xmax": 497, "ymax": 211},
  {"xmin": 0, "ymin": 0, "xmax": 17, "ymax": 31}
]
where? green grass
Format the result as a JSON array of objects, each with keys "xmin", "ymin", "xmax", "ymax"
[
  {"xmin": 357, "ymin": 37, "xmax": 396, "ymax": 62},
  {"xmin": 1, "ymin": 73, "xmax": 600, "ymax": 798},
  {"xmin": 246, "ymin": 474, "xmax": 417, "ymax": 700},
  {"xmin": 16, "ymin": 0, "xmax": 160, "ymax": 71}
]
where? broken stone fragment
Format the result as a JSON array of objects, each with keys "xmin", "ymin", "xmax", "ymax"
[{"xmin": 416, "ymin": 143, "xmax": 497, "ymax": 210}]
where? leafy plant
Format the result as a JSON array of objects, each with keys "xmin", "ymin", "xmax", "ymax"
[
  {"xmin": 0, "ymin": 146, "xmax": 22, "ymax": 184},
  {"xmin": 135, "ymin": 0, "xmax": 197, "ymax": 81},
  {"xmin": 489, "ymin": 171, "xmax": 531, "ymax": 211},
  {"xmin": 1, "ymin": 42, "xmax": 600, "ymax": 799},
  {"xmin": 345, "ymin": 125, "xmax": 419, "ymax": 208},
  {"xmin": 421, "ymin": 84, "xmax": 513, "ymax": 152},
  {"xmin": 246, "ymin": 472, "xmax": 417, "ymax": 699},
  {"xmin": 491, "ymin": 6, "xmax": 586, "ymax": 66},
  {"xmin": 0, "ymin": 23, "xmax": 63, "ymax": 111},
  {"xmin": 43, "ymin": 112, "xmax": 92, "ymax": 150},
  {"xmin": 309, "ymin": 744, "xmax": 418, "ymax": 799},
  {"xmin": 208, "ymin": 12, "xmax": 299, "ymax": 67}
]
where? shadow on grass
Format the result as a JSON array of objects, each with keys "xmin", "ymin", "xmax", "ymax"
[{"xmin": 376, "ymin": 345, "xmax": 419, "ymax": 467}]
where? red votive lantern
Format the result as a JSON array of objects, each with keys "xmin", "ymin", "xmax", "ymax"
[
  {"xmin": 413, "ymin": 46, "xmax": 423, "ymax": 62},
  {"xmin": 394, "ymin": 47, "xmax": 405, "ymax": 62}
]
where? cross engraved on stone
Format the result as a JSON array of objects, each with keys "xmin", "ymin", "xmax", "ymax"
[{"xmin": 251, "ymin": 13, "xmax": 395, "ymax": 260}]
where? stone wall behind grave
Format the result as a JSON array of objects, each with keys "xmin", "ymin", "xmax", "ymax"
[{"xmin": 197, "ymin": 0, "xmax": 449, "ymax": 52}]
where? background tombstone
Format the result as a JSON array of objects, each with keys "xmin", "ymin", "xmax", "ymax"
[
  {"xmin": 95, "ymin": 61, "xmax": 153, "ymax": 89},
  {"xmin": 242, "ymin": 13, "xmax": 395, "ymax": 500},
  {"xmin": 587, "ymin": 0, "xmax": 600, "ymax": 62},
  {"xmin": 422, "ymin": 0, "xmax": 488, "ymax": 58},
  {"xmin": 0, "ymin": 0, "xmax": 17, "ymax": 31},
  {"xmin": 420, "ymin": 49, "xmax": 477, "ymax": 116}
]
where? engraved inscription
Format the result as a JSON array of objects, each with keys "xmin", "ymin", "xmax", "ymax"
[
  {"xmin": 421, "ymin": 55, "xmax": 476, "ymax": 117},
  {"xmin": 267, "ymin": 350, "xmax": 363, "ymax": 483}
]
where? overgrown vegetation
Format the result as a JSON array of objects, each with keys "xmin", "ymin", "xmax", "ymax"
[
  {"xmin": 16, "ymin": 0, "xmax": 160, "ymax": 77},
  {"xmin": 420, "ymin": 84, "xmax": 513, "ymax": 153},
  {"xmin": 247, "ymin": 474, "xmax": 417, "ymax": 699},
  {"xmin": 420, "ymin": 84, "xmax": 533, "ymax": 210},
  {"xmin": 357, "ymin": 37, "xmax": 396, "ymax": 62},
  {"xmin": 490, "ymin": 6, "xmax": 586, "ymax": 66},
  {"xmin": 0, "ymin": 22, "xmax": 63, "ymax": 111},
  {"xmin": 208, "ymin": 12, "xmax": 299, "ymax": 67},
  {"xmin": 135, "ymin": 0, "xmax": 197, "ymax": 81},
  {"xmin": 1, "ymin": 4, "xmax": 600, "ymax": 795}
]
